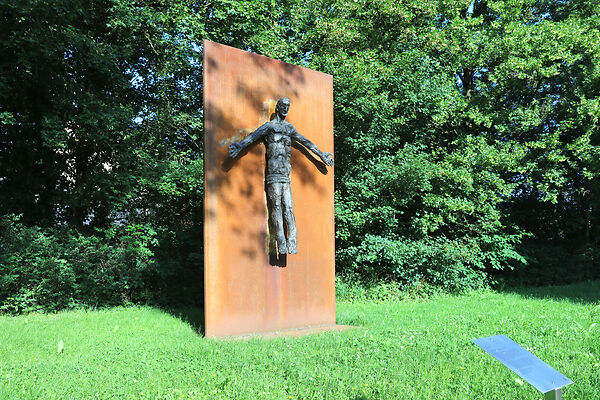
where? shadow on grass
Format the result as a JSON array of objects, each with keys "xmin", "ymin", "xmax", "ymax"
[
  {"xmin": 498, "ymin": 280, "xmax": 600, "ymax": 305},
  {"xmin": 161, "ymin": 306, "xmax": 205, "ymax": 335}
]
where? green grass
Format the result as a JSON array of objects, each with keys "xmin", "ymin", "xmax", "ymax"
[{"xmin": 1, "ymin": 281, "xmax": 599, "ymax": 400}]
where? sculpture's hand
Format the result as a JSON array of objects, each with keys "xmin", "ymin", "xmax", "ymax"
[
  {"xmin": 229, "ymin": 142, "xmax": 242, "ymax": 158},
  {"xmin": 321, "ymin": 152, "xmax": 334, "ymax": 167}
]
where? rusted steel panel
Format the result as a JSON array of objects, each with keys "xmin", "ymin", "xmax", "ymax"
[{"xmin": 203, "ymin": 40, "xmax": 335, "ymax": 338}]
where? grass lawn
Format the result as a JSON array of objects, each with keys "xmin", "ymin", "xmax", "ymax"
[{"xmin": 1, "ymin": 281, "xmax": 598, "ymax": 400}]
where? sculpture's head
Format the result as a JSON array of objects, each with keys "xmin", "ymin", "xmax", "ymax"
[{"xmin": 276, "ymin": 98, "xmax": 290, "ymax": 119}]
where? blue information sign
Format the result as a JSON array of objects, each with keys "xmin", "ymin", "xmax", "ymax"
[{"xmin": 473, "ymin": 334, "xmax": 573, "ymax": 394}]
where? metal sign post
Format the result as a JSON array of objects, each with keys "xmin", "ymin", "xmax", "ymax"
[
  {"xmin": 473, "ymin": 334, "xmax": 573, "ymax": 400},
  {"xmin": 545, "ymin": 387, "xmax": 563, "ymax": 400}
]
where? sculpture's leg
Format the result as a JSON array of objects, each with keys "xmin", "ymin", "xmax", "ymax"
[
  {"xmin": 267, "ymin": 183, "xmax": 287, "ymax": 254},
  {"xmin": 282, "ymin": 183, "xmax": 297, "ymax": 254}
]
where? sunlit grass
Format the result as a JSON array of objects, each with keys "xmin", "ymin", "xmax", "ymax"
[{"xmin": 1, "ymin": 281, "xmax": 598, "ymax": 399}]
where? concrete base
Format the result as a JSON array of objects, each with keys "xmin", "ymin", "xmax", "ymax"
[{"xmin": 211, "ymin": 324, "xmax": 356, "ymax": 340}]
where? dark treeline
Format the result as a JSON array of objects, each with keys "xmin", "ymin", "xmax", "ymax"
[{"xmin": 1, "ymin": 0, "xmax": 599, "ymax": 312}]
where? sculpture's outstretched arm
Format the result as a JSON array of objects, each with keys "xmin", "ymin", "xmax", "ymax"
[
  {"xmin": 292, "ymin": 129, "xmax": 334, "ymax": 166},
  {"xmin": 228, "ymin": 124, "xmax": 268, "ymax": 158}
]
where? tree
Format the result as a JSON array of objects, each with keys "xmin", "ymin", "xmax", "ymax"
[
  {"xmin": 2, "ymin": 0, "xmax": 599, "ymax": 312},
  {"xmin": 276, "ymin": 0, "xmax": 600, "ymax": 287}
]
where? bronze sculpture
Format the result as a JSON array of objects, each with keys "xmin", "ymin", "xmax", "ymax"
[{"xmin": 228, "ymin": 98, "xmax": 334, "ymax": 254}]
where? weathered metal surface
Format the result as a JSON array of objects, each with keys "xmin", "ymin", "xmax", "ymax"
[
  {"xmin": 473, "ymin": 334, "xmax": 573, "ymax": 394},
  {"xmin": 203, "ymin": 40, "xmax": 335, "ymax": 338}
]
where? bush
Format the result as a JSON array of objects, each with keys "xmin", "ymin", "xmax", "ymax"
[
  {"xmin": 0, "ymin": 215, "xmax": 167, "ymax": 313},
  {"xmin": 496, "ymin": 242, "xmax": 600, "ymax": 287},
  {"xmin": 335, "ymin": 275, "xmax": 445, "ymax": 303},
  {"xmin": 338, "ymin": 235, "xmax": 494, "ymax": 293},
  {"xmin": 335, "ymin": 142, "xmax": 527, "ymax": 292}
]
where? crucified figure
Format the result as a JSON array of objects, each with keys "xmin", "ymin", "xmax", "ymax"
[{"xmin": 228, "ymin": 98, "xmax": 334, "ymax": 254}]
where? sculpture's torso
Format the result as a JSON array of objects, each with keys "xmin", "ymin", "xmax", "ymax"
[{"xmin": 263, "ymin": 120, "xmax": 294, "ymax": 184}]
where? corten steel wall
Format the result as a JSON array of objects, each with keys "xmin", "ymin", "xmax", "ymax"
[{"xmin": 203, "ymin": 40, "xmax": 335, "ymax": 338}]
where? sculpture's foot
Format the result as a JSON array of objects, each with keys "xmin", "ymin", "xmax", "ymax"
[
  {"xmin": 278, "ymin": 242, "xmax": 288, "ymax": 254},
  {"xmin": 287, "ymin": 240, "xmax": 297, "ymax": 254}
]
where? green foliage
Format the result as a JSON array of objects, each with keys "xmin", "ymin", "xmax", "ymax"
[
  {"xmin": 1, "ymin": 0, "xmax": 600, "ymax": 311},
  {"xmin": 0, "ymin": 215, "xmax": 78, "ymax": 313},
  {"xmin": 334, "ymin": 137, "xmax": 527, "ymax": 290},
  {"xmin": 499, "ymin": 242, "xmax": 600, "ymax": 286},
  {"xmin": 335, "ymin": 275, "xmax": 443, "ymax": 303},
  {"xmin": 283, "ymin": 0, "xmax": 600, "ymax": 288},
  {"xmin": 0, "ymin": 215, "xmax": 196, "ymax": 313},
  {"xmin": 0, "ymin": 0, "xmax": 206, "ymax": 311}
]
